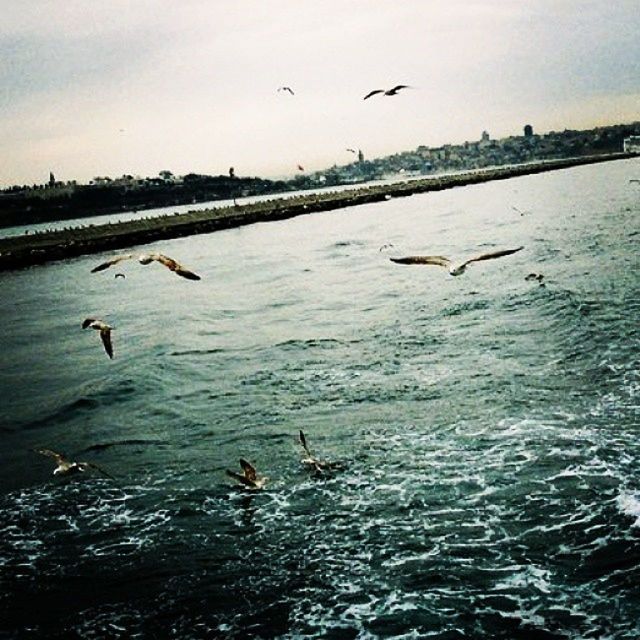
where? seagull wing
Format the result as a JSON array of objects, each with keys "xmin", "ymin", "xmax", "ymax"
[
  {"xmin": 100, "ymin": 328, "xmax": 114, "ymax": 359},
  {"xmin": 390, "ymin": 255, "xmax": 451, "ymax": 268},
  {"xmin": 239, "ymin": 458, "xmax": 258, "ymax": 482},
  {"xmin": 299, "ymin": 430, "xmax": 312, "ymax": 457},
  {"xmin": 226, "ymin": 469, "xmax": 257, "ymax": 488},
  {"xmin": 82, "ymin": 317, "xmax": 96, "ymax": 329},
  {"xmin": 388, "ymin": 84, "xmax": 410, "ymax": 94},
  {"xmin": 82, "ymin": 461, "xmax": 116, "ymax": 480},
  {"xmin": 154, "ymin": 254, "xmax": 201, "ymax": 280},
  {"xmin": 460, "ymin": 246, "xmax": 524, "ymax": 269},
  {"xmin": 91, "ymin": 254, "xmax": 133, "ymax": 273},
  {"xmin": 34, "ymin": 448, "xmax": 68, "ymax": 465},
  {"xmin": 363, "ymin": 89, "xmax": 384, "ymax": 100}
]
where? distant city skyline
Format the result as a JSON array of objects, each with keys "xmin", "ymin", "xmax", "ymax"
[{"xmin": 1, "ymin": 1, "xmax": 639, "ymax": 185}]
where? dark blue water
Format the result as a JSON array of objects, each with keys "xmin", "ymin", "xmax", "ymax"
[{"xmin": 1, "ymin": 159, "xmax": 639, "ymax": 639}]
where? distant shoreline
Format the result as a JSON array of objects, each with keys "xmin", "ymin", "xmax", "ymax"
[{"xmin": 0, "ymin": 153, "xmax": 635, "ymax": 272}]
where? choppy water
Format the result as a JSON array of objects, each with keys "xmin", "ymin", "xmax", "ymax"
[{"xmin": 0, "ymin": 158, "xmax": 639, "ymax": 639}]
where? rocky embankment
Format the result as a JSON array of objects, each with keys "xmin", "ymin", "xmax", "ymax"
[{"xmin": 0, "ymin": 153, "xmax": 634, "ymax": 272}]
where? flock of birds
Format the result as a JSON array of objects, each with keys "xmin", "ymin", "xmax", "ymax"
[
  {"xmin": 32, "ymin": 78, "xmax": 540, "ymax": 485},
  {"xmin": 34, "ymin": 227, "xmax": 532, "ymax": 484}
]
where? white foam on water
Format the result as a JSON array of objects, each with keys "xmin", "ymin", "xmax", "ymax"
[{"xmin": 616, "ymin": 492, "xmax": 640, "ymax": 527}]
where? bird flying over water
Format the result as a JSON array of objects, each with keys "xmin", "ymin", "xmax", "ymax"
[
  {"xmin": 363, "ymin": 85, "xmax": 411, "ymax": 100},
  {"xmin": 298, "ymin": 430, "xmax": 340, "ymax": 473},
  {"xmin": 226, "ymin": 459, "xmax": 268, "ymax": 489},
  {"xmin": 390, "ymin": 246, "xmax": 524, "ymax": 276},
  {"xmin": 82, "ymin": 318, "xmax": 114, "ymax": 359},
  {"xmin": 33, "ymin": 448, "xmax": 115, "ymax": 479},
  {"xmin": 91, "ymin": 253, "xmax": 201, "ymax": 280},
  {"xmin": 278, "ymin": 86, "xmax": 295, "ymax": 95}
]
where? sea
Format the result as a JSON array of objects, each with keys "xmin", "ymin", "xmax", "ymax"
[{"xmin": 0, "ymin": 157, "xmax": 638, "ymax": 639}]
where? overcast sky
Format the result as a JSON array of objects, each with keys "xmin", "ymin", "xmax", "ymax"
[{"xmin": 1, "ymin": 0, "xmax": 638, "ymax": 185}]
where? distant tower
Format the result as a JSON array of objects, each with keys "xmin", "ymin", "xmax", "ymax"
[
  {"xmin": 524, "ymin": 124, "xmax": 533, "ymax": 137},
  {"xmin": 229, "ymin": 166, "xmax": 235, "ymax": 178},
  {"xmin": 481, "ymin": 130, "xmax": 490, "ymax": 143},
  {"xmin": 358, "ymin": 149, "xmax": 364, "ymax": 163},
  {"xmin": 48, "ymin": 171, "xmax": 55, "ymax": 186}
]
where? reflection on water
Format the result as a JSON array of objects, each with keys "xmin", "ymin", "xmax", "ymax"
[{"xmin": 1, "ymin": 158, "xmax": 639, "ymax": 638}]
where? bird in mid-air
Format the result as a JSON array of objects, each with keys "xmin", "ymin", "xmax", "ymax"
[
  {"xmin": 298, "ymin": 430, "xmax": 341, "ymax": 473},
  {"xmin": 226, "ymin": 459, "xmax": 268, "ymax": 490},
  {"xmin": 33, "ymin": 448, "xmax": 115, "ymax": 479},
  {"xmin": 363, "ymin": 85, "xmax": 411, "ymax": 100},
  {"xmin": 91, "ymin": 253, "xmax": 201, "ymax": 280},
  {"xmin": 278, "ymin": 86, "xmax": 295, "ymax": 95},
  {"xmin": 390, "ymin": 246, "xmax": 524, "ymax": 276},
  {"xmin": 82, "ymin": 318, "xmax": 114, "ymax": 359}
]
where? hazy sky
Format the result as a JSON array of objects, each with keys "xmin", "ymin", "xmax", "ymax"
[{"xmin": 1, "ymin": 0, "xmax": 639, "ymax": 185}]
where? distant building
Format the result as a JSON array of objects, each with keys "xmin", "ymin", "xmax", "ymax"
[
  {"xmin": 524, "ymin": 124, "xmax": 533, "ymax": 137},
  {"xmin": 358, "ymin": 149, "xmax": 365, "ymax": 163},
  {"xmin": 48, "ymin": 171, "xmax": 55, "ymax": 186},
  {"xmin": 623, "ymin": 136, "xmax": 640, "ymax": 153}
]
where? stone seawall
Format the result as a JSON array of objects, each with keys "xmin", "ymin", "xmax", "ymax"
[{"xmin": 0, "ymin": 153, "xmax": 634, "ymax": 272}]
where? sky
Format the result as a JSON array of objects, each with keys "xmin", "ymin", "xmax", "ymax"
[{"xmin": 1, "ymin": 0, "xmax": 639, "ymax": 186}]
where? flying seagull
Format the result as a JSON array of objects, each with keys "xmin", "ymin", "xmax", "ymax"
[
  {"xmin": 298, "ymin": 430, "xmax": 341, "ymax": 473},
  {"xmin": 390, "ymin": 246, "xmax": 524, "ymax": 276},
  {"xmin": 363, "ymin": 85, "xmax": 411, "ymax": 100},
  {"xmin": 226, "ymin": 458, "xmax": 268, "ymax": 490},
  {"xmin": 278, "ymin": 86, "xmax": 295, "ymax": 95},
  {"xmin": 82, "ymin": 318, "xmax": 114, "ymax": 359},
  {"xmin": 33, "ymin": 448, "xmax": 115, "ymax": 479},
  {"xmin": 525, "ymin": 272, "xmax": 544, "ymax": 283},
  {"xmin": 91, "ymin": 253, "xmax": 201, "ymax": 280}
]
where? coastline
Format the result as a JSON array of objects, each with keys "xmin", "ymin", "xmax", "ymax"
[{"xmin": 0, "ymin": 152, "xmax": 635, "ymax": 272}]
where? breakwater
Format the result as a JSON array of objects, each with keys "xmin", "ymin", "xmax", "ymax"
[{"xmin": 0, "ymin": 152, "xmax": 634, "ymax": 272}]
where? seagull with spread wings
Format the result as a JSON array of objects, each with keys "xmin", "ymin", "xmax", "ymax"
[
  {"xmin": 91, "ymin": 253, "xmax": 201, "ymax": 280},
  {"xmin": 278, "ymin": 86, "xmax": 295, "ymax": 95},
  {"xmin": 363, "ymin": 85, "xmax": 411, "ymax": 100},
  {"xmin": 390, "ymin": 246, "xmax": 524, "ymax": 276},
  {"xmin": 226, "ymin": 459, "xmax": 268, "ymax": 490},
  {"xmin": 298, "ymin": 430, "xmax": 341, "ymax": 473},
  {"xmin": 82, "ymin": 318, "xmax": 114, "ymax": 359},
  {"xmin": 33, "ymin": 448, "xmax": 115, "ymax": 479}
]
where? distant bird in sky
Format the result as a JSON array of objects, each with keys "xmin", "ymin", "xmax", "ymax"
[
  {"xmin": 363, "ymin": 85, "xmax": 411, "ymax": 100},
  {"xmin": 114, "ymin": 273, "xmax": 126, "ymax": 279},
  {"xmin": 379, "ymin": 243, "xmax": 395, "ymax": 252},
  {"xmin": 511, "ymin": 205, "xmax": 531, "ymax": 216},
  {"xmin": 226, "ymin": 459, "xmax": 268, "ymax": 489},
  {"xmin": 91, "ymin": 253, "xmax": 201, "ymax": 280},
  {"xmin": 33, "ymin": 448, "xmax": 115, "ymax": 479},
  {"xmin": 346, "ymin": 148, "xmax": 357, "ymax": 154},
  {"xmin": 298, "ymin": 430, "xmax": 340, "ymax": 473},
  {"xmin": 82, "ymin": 318, "xmax": 114, "ymax": 359},
  {"xmin": 297, "ymin": 164, "xmax": 305, "ymax": 172},
  {"xmin": 278, "ymin": 86, "xmax": 295, "ymax": 95},
  {"xmin": 390, "ymin": 246, "xmax": 524, "ymax": 276}
]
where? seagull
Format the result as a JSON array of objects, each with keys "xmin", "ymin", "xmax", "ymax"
[
  {"xmin": 33, "ymin": 448, "xmax": 115, "ymax": 479},
  {"xmin": 82, "ymin": 318, "xmax": 114, "ymax": 359},
  {"xmin": 226, "ymin": 459, "xmax": 268, "ymax": 490},
  {"xmin": 278, "ymin": 86, "xmax": 295, "ymax": 95},
  {"xmin": 390, "ymin": 246, "xmax": 524, "ymax": 276},
  {"xmin": 346, "ymin": 148, "xmax": 357, "ymax": 154},
  {"xmin": 114, "ymin": 273, "xmax": 126, "ymax": 279},
  {"xmin": 298, "ymin": 430, "xmax": 340, "ymax": 473},
  {"xmin": 297, "ymin": 164, "xmax": 305, "ymax": 172},
  {"xmin": 525, "ymin": 272, "xmax": 544, "ymax": 282},
  {"xmin": 379, "ymin": 243, "xmax": 395, "ymax": 252},
  {"xmin": 91, "ymin": 253, "xmax": 200, "ymax": 280},
  {"xmin": 363, "ymin": 85, "xmax": 411, "ymax": 100}
]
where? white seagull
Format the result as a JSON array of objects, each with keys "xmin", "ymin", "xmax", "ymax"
[
  {"xmin": 82, "ymin": 318, "xmax": 114, "ymax": 359},
  {"xmin": 33, "ymin": 448, "xmax": 115, "ymax": 479},
  {"xmin": 91, "ymin": 253, "xmax": 201, "ymax": 280},
  {"xmin": 226, "ymin": 459, "xmax": 268, "ymax": 490},
  {"xmin": 390, "ymin": 246, "xmax": 524, "ymax": 276}
]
